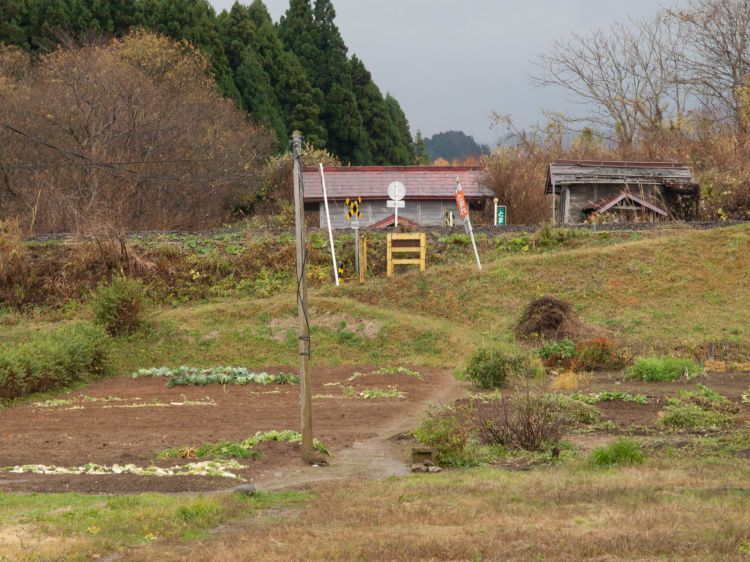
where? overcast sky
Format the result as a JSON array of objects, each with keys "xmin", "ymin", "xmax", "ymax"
[{"xmin": 210, "ymin": 0, "xmax": 673, "ymax": 146}]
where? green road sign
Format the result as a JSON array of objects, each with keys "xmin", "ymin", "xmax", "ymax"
[{"xmin": 497, "ymin": 205, "xmax": 507, "ymax": 226}]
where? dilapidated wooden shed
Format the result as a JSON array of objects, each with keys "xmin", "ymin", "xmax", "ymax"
[{"xmin": 545, "ymin": 160, "xmax": 700, "ymax": 224}]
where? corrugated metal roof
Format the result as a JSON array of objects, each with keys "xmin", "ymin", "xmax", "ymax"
[
  {"xmin": 302, "ymin": 166, "xmax": 493, "ymax": 201},
  {"xmin": 545, "ymin": 160, "xmax": 696, "ymax": 194}
]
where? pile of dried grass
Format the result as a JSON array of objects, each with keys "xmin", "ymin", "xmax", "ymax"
[{"xmin": 515, "ymin": 296, "xmax": 592, "ymax": 341}]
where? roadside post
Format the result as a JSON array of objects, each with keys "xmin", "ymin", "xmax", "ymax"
[
  {"xmin": 387, "ymin": 181, "xmax": 406, "ymax": 226},
  {"xmin": 319, "ymin": 164, "xmax": 339, "ymax": 287},
  {"xmin": 456, "ymin": 179, "xmax": 482, "ymax": 271},
  {"xmin": 345, "ymin": 196, "xmax": 362, "ymax": 276},
  {"xmin": 291, "ymin": 132, "xmax": 314, "ymax": 462}
]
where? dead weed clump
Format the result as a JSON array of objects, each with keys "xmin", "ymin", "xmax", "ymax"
[
  {"xmin": 476, "ymin": 390, "xmax": 570, "ymax": 452},
  {"xmin": 549, "ymin": 370, "xmax": 587, "ymax": 391},
  {"xmin": 515, "ymin": 296, "xmax": 601, "ymax": 342},
  {"xmin": 0, "ymin": 218, "xmax": 28, "ymax": 282}
]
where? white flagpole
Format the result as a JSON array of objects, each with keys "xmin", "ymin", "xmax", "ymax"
[{"xmin": 319, "ymin": 164, "xmax": 339, "ymax": 287}]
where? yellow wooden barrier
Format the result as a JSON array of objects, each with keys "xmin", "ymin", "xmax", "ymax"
[{"xmin": 387, "ymin": 233, "xmax": 426, "ymax": 278}]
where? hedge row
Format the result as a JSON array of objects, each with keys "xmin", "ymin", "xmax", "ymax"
[{"xmin": 0, "ymin": 323, "xmax": 110, "ymax": 399}]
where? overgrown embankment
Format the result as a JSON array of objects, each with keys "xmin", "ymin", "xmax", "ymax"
[
  {"xmin": 3, "ymin": 225, "xmax": 748, "ymax": 386},
  {"xmin": 1, "ymin": 224, "xmax": 691, "ymax": 308}
]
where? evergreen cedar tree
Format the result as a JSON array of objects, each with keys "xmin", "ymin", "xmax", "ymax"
[
  {"xmin": 0, "ymin": 0, "xmax": 417, "ymax": 165},
  {"xmin": 413, "ymin": 129, "xmax": 429, "ymax": 165}
]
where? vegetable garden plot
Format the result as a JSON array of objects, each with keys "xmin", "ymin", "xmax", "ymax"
[
  {"xmin": 133, "ymin": 366, "xmax": 299, "ymax": 387},
  {"xmin": 0, "ymin": 365, "xmax": 451, "ymax": 493}
]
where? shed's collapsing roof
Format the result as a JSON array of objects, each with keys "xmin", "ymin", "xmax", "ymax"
[
  {"xmin": 302, "ymin": 166, "xmax": 493, "ymax": 202},
  {"xmin": 545, "ymin": 160, "xmax": 696, "ymax": 194}
]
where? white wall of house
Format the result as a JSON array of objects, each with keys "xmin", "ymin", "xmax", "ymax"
[{"xmin": 318, "ymin": 199, "xmax": 466, "ymax": 229}]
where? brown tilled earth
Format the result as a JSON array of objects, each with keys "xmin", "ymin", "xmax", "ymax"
[
  {"xmin": 583, "ymin": 370, "xmax": 750, "ymax": 427},
  {"xmin": 0, "ymin": 366, "xmax": 458, "ymax": 493},
  {"xmin": 1, "ymin": 368, "xmax": 747, "ymax": 494}
]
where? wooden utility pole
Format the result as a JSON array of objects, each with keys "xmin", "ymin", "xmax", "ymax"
[{"xmin": 292, "ymin": 132, "xmax": 314, "ymax": 462}]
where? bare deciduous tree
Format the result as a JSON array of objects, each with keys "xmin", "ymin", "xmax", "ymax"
[
  {"xmin": 668, "ymin": 0, "xmax": 750, "ymax": 129},
  {"xmin": 532, "ymin": 15, "xmax": 689, "ymax": 145},
  {"xmin": 0, "ymin": 31, "xmax": 273, "ymax": 236}
]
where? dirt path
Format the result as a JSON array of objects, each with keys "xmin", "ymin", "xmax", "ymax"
[{"xmin": 256, "ymin": 369, "xmax": 466, "ymax": 491}]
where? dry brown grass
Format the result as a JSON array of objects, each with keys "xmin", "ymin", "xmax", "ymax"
[
  {"xmin": 126, "ymin": 458, "xmax": 750, "ymax": 562},
  {"xmin": 0, "ymin": 524, "xmax": 87, "ymax": 562},
  {"xmin": 549, "ymin": 370, "xmax": 587, "ymax": 390},
  {"xmin": 0, "ymin": 218, "xmax": 27, "ymax": 283}
]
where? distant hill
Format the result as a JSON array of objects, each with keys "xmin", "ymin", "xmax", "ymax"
[{"xmin": 424, "ymin": 130, "xmax": 490, "ymax": 163}]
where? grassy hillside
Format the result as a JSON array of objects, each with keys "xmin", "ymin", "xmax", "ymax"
[
  {"xmin": 339, "ymin": 223, "xmax": 750, "ymax": 359},
  {"xmin": 2, "ymin": 225, "xmax": 748, "ymax": 381}
]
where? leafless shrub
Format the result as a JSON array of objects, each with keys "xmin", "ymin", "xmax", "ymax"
[{"xmin": 475, "ymin": 388, "xmax": 569, "ymax": 452}]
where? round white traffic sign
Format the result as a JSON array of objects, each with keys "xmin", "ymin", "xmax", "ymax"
[{"xmin": 387, "ymin": 181, "xmax": 406, "ymax": 201}]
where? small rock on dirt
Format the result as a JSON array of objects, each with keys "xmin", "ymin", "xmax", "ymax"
[{"xmin": 233, "ymin": 484, "xmax": 256, "ymax": 496}]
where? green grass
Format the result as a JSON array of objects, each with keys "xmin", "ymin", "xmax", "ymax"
[
  {"xmin": 660, "ymin": 402, "xmax": 736, "ymax": 431},
  {"xmin": 1, "ymin": 225, "xmax": 749, "ymax": 560},
  {"xmin": 0, "ymin": 322, "xmax": 110, "ymax": 400},
  {"xmin": 157, "ymin": 430, "xmax": 330, "ymax": 460},
  {"xmin": 546, "ymin": 394, "xmax": 603, "ymax": 425},
  {"xmin": 570, "ymin": 391, "xmax": 649, "ymax": 404},
  {"xmin": 0, "ymin": 490, "xmax": 311, "ymax": 561},
  {"xmin": 679, "ymin": 383, "xmax": 728, "ymax": 404},
  {"xmin": 627, "ymin": 356, "xmax": 703, "ymax": 382},
  {"xmin": 659, "ymin": 384, "xmax": 738, "ymax": 431},
  {"xmin": 589, "ymin": 438, "xmax": 645, "ymax": 467}
]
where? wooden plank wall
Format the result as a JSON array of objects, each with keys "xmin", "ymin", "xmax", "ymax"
[{"xmin": 318, "ymin": 200, "xmax": 465, "ymax": 229}]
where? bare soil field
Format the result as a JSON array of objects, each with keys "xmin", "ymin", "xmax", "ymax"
[
  {"xmin": 585, "ymin": 371, "xmax": 750, "ymax": 427},
  {"xmin": 0, "ymin": 366, "xmax": 456, "ymax": 494}
]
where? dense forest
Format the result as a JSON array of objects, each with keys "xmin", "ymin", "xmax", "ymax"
[{"xmin": 0, "ymin": 0, "xmax": 416, "ymax": 165}]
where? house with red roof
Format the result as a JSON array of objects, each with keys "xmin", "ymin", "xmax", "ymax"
[{"xmin": 302, "ymin": 166, "xmax": 494, "ymax": 229}]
